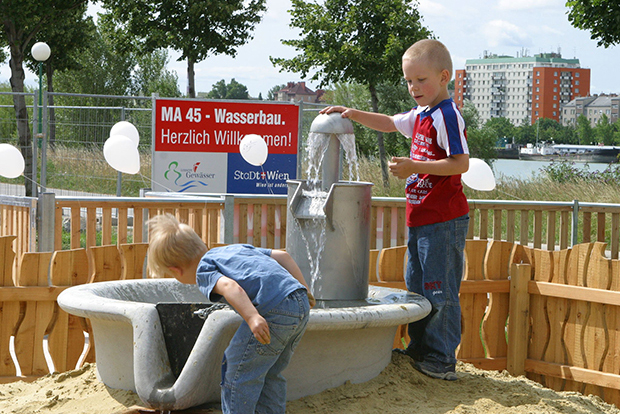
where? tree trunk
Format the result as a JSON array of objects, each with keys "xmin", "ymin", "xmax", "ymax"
[
  {"xmin": 369, "ymin": 84, "xmax": 390, "ymax": 189},
  {"xmin": 8, "ymin": 52, "xmax": 34, "ymax": 196},
  {"xmin": 187, "ymin": 58, "xmax": 195, "ymax": 98},
  {"xmin": 46, "ymin": 63, "xmax": 56, "ymax": 150}
]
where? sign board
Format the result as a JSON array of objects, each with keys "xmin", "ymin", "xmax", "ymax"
[{"xmin": 152, "ymin": 98, "xmax": 299, "ymax": 194}]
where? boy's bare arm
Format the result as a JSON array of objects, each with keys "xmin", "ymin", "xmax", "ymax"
[
  {"xmin": 320, "ymin": 106, "xmax": 397, "ymax": 133},
  {"xmin": 389, "ymin": 153, "xmax": 469, "ymax": 179},
  {"xmin": 213, "ymin": 276, "xmax": 271, "ymax": 344},
  {"xmin": 270, "ymin": 250, "xmax": 316, "ymax": 307}
]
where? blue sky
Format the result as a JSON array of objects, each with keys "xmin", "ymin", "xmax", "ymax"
[{"xmin": 11, "ymin": 0, "xmax": 620, "ymax": 99}]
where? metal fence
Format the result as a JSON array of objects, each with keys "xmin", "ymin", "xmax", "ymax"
[{"xmin": 0, "ymin": 91, "xmax": 326, "ymax": 198}]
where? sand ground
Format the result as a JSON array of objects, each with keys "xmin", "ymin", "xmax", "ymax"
[{"xmin": 0, "ymin": 352, "xmax": 618, "ymax": 414}]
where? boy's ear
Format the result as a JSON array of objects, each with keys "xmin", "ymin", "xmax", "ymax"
[
  {"xmin": 168, "ymin": 266, "xmax": 183, "ymax": 279},
  {"xmin": 441, "ymin": 69, "xmax": 451, "ymax": 86}
]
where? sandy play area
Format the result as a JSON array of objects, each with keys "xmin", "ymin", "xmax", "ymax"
[{"xmin": 0, "ymin": 352, "xmax": 618, "ymax": 414}]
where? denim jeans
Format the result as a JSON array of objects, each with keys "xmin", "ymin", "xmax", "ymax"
[
  {"xmin": 221, "ymin": 289, "xmax": 310, "ymax": 414},
  {"xmin": 405, "ymin": 214, "xmax": 469, "ymax": 365}
]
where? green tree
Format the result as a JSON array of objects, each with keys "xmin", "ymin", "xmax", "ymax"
[
  {"xmin": 595, "ymin": 113, "xmax": 614, "ymax": 145},
  {"xmin": 566, "ymin": 1, "xmax": 620, "ymax": 47},
  {"xmin": 575, "ymin": 114, "xmax": 594, "ymax": 145},
  {"xmin": 132, "ymin": 49, "xmax": 181, "ymax": 98},
  {"xmin": 483, "ymin": 117, "xmax": 515, "ymax": 143},
  {"xmin": 267, "ymin": 84, "xmax": 286, "ymax": 100},
  {"xmin": 0, "ymin": 0, "xmax": 88, "ymax": 195},
  {"xmin": 460, "ymin": 101, "xmax": 496, "ymax": 163},
  {"xmin": 101, "ymin": 0, "xmax": 266, "ymax": 98},
  {"xmin": 24, "ymin": 5, "xmax": 95, "ymax": 147},
  {"xmin": 271, "ymin": 0, "xmax": 431, "ymax": 187},
  {"xmin": 207, "ymin": 79, "xmax": 250, "ymax": 99}
]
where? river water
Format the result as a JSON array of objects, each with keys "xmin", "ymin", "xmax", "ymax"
[{"xmin": 492, "ymin": 159, "xmax": 612, "ymax": 181}]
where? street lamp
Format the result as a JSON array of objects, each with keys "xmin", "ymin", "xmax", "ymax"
[
  {"xmin": 31, "ymin": 42, "xmax": 50, "ymax": 194},
  {"xmin": 31, "ymin": 42, "xmax": 51, "ymax": 141}
]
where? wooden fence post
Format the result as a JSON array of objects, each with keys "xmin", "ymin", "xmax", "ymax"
[{"xmin": 507, "ymin": 262, "xmax": 531, "ymax": 376}]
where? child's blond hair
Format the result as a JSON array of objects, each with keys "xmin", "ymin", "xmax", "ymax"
[
  {"xmin": 147, "ymin": 213, "xmax": 207, "ymax": 278},
  {"xmin": 403, "ymin": 39, "xmax": 453, "ymax": 80}
]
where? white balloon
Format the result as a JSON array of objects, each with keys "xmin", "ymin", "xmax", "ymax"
[
  {"xmin": 462, "ymin": 158, "xmax": 496, "ymax": 191},
  {"xmin": 239, "ymin": 134, "xmax": 268, "ymax": 166},
  {"xmin": 110, "ymin": 121, "xmax": 140, "ymax": 147},
  {"xmin": 0, "ymin": 144, "xmax": 25, "ymax": 178},
  {"xmin": 103, "ymin": 135, "xmax": 141, "ymax": 175}
]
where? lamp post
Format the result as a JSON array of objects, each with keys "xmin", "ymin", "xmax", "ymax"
[
  {"xmin": 31, "ymin": 42, "xmax": 51, "ymax": 142},
  {"xmin": 31, "ymin": 42, "xmax": 50, "ymax": 194}
]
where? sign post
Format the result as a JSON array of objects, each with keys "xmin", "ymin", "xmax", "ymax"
[{"xmin": 152, "ymin": 98, "xmax": 299, "ymax": 194}]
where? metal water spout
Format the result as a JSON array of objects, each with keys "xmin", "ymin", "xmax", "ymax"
[{"xmin": 309, "ymin": 112, "xmax": 354, "ymax": 191}]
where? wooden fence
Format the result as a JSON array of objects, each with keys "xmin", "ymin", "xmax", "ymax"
[
  {"xmin": 5, "ymin": 194, "xmax": 620, "ymax": 259},
  {"xmin": 2, "ymin": 235, "xmax": 620, "ymax": 408}
]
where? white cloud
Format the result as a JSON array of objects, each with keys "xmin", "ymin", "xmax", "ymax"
[
  {"xmin": 497, "ymin": 0, "xmax": 563, "ymax": 11},
  {"xmin": 481, "ymin": 20, "xmax": 532, "ymax": 48},
  {"xmin": 418, "ymin": 0, "xmax": 451, "ymax": 17}
]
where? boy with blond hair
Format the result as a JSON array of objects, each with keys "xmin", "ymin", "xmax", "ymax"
[
  {"xmin": 147, "ymin": 213, "xmax": 314, "ymax": 413},
  {"xmin": 321, "ymin": 38, "xmax": 469, "ymax": 380}
]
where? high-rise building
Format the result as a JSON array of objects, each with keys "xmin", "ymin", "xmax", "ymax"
[{"xmin": 454, "ymin": 52, "xmax": 590, "ymax": 126}]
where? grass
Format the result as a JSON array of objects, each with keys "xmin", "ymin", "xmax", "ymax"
[{"xmin": 3, "ymin": 145, "xmax": 619, "ymax": 203}]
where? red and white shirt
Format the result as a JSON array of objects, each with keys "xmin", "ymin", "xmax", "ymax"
[{"xmin": 393, "ymin": 99, "xmax": 469, "ymax": 227}]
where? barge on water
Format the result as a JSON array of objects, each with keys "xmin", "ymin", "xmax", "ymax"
[{"xmin": 519, "ymin": 143, "xmax": 620, "ymax": 163}]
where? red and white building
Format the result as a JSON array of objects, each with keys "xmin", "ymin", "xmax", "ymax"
[{"xmin": 454, "ymin": 52, "xmax": 590, "ymax": 126}]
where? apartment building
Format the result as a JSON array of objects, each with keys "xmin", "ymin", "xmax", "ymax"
[
  {"xmin": 561, "ymin": 95, "xmax": 620, "ymax": 127},
  {"xmin": 454, "ymin": 52, "xmax": 590, "ymax": 126}
]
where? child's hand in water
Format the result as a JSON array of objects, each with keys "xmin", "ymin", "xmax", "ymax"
[{"xmin": 307, "ymin": 291, "xmax": 316, "ymax": 308}]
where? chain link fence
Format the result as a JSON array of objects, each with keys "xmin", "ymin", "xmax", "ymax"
[{"xmin": 0, "ymin": 92, "xmax": 326, "ymax": 197}]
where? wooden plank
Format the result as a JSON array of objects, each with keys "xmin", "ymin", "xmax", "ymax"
[
  {"xmin": 525, "ymin": 359, "xmax": 620, "ymax": 391},
  {"xmin": 14, "ymin": 252, "xmax": 53, "ymax": 377},
  {"xmin": 507, "ymin": 263, "xmax": 531, "ymax": 376},
  {"xmin": 528, "ymin": 249, "xmax": 554, "ymax": 386},
  {"xmin": 459, "ymin": 357, "xmax": 507, "ymax": 372},
  {"xmin": 533, "ymin": 210, "xmax": 542, "ymax": 248},
  {"xmin": 458, "ymin": 280, "xmax": 510, "ymax": 293},
  {"xmin": 70, "ymin": 207, "xmax": 81, "ymax": 250},
  {"xmin": 493, "ymin": 209, "xmax": 502, "ymax": 240},
  {"xmin": 457, "ymin": 240, "xmax": 488, "ymax": 360},
  {"xmin": 597, "ymin": 212, "xmax": 606, "ymax": 243},
  {"xmin": 583, "ymin": 212, "xmax": 592, "ymax": 243},
  {"xmin": 481, "ymin": 241, "xmax": 512, "ymax": 359},
  {"xmin": 133, "ymin": 208, "xmax": 144, "ymax": 243},
  {"xmin": 119, "ymin": 243, "xmax": 150, "ymax": 280},
  {"xmin": 506, "ymin": 210, "xmax": 515, "ymax": 243},
  {"xmin": 611, "ymin": 213, "xmax": 620, "ymax": 259},
  {"xmin": 368, "ymin": 250, "xmax": 379, "ymax": 283},
  {"xmin": 582, "ymin": 242, "xmax": 611, "ymax": 396},
  {"xmin": 86, "ymin": 207, "xmax": 97, "ymax": 249},
  {"xmin": 377, "ymin": 245, "xmax": 407, "ymax": 283},
  {"xmin": 520, "ymin": 210, "xmax": 529, "ymax": 246},
  {"xmin": 546, "ymin": 211, "xmax": 556, "ymax": 251},
  {"xmin": 560, "ymin": 211, "xmax": 569, "ymax": 250},
  {"xmin": 479, "ymin": 209, "xmax": 488, "ymax": 240},
  {"xmin": 0, "ymin": 235, "xmax": 17, "ymax": 377},
  {"xmin": 118, "ymin": 207, "xmax": 129, "ymax": 245},
  {"xmin": 88, "ymin": 245, "xmax": 122, "ymax": 283},
  {"xmin": 54, "ymin": 205, "xmax": 63, "ymax": 251},
  {"xmin": 49, "ymin": 249, "xmax": 90, "ymax": 373},
  {"xmin": 102, "ymin": 208, "xmax": 112, "ymax": 246},
  {"xmin": 543, "ymin": 248, "xmax": 571, "ymax": 391}
]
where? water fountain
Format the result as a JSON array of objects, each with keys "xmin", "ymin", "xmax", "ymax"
[{"xmin": 57, "ymin": 113, "xmax": 431, "ymax": 411}]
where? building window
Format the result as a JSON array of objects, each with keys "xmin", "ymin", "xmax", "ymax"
[
  {"xmin": 554, "ymin": 71, "xmax": 558, "ymax": 76},
  {"xmin": 576, "ymin": 80, "xmax": 580, "ymax": 85},
  {"xmin": 575, "ymin": 72, "xmax": 580, "ymax": 77},
  {"xmin": 576, "ymin": 89, "xmax": 580, "ymax": 94}
]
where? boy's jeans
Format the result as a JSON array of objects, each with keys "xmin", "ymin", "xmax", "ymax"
[
  {"xmin": 221, "ymin": 289, "xmax": 310, "ymax": 414},
  {"xmin": 405, "ymin": 214, "xmax": 469, "ymax": 366}
]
